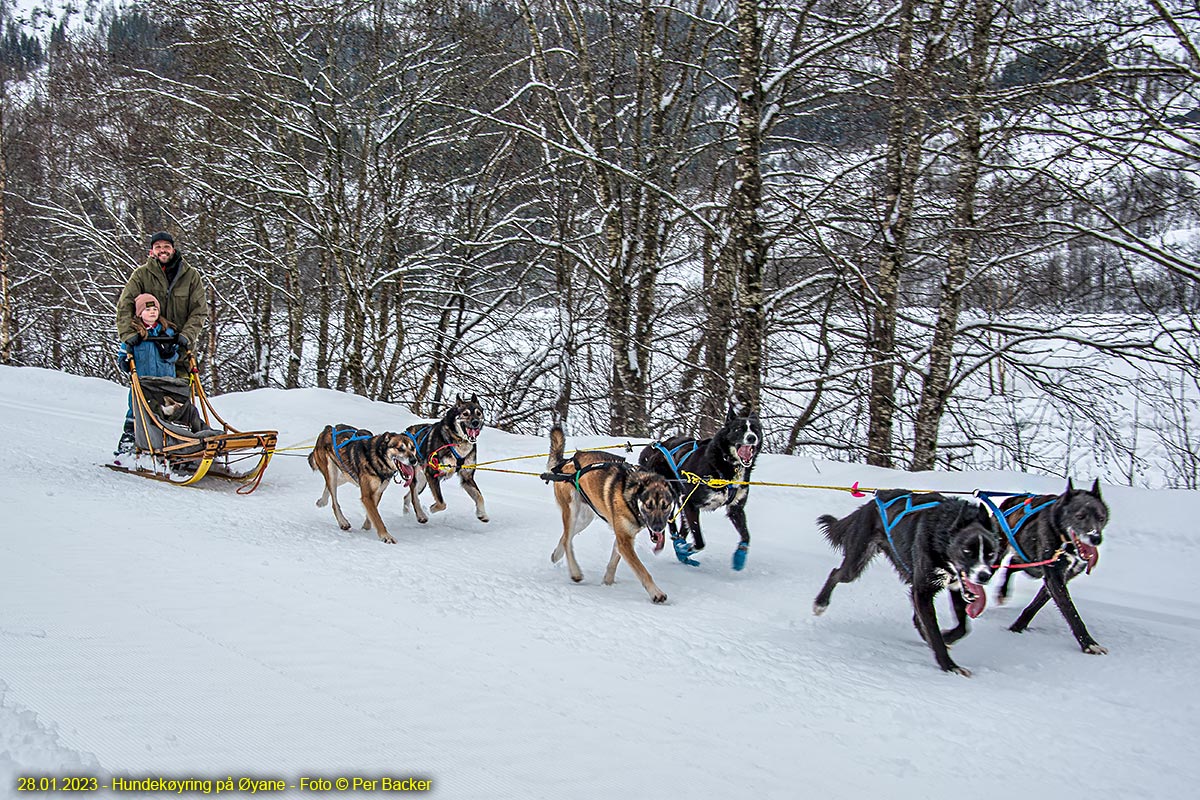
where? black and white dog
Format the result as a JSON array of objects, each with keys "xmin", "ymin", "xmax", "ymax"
[
  {"xmin": 813, "ymin": 490, "xmax": 999, "ymax": 676},
  {"xmin": 987, "ymin": 479, "xmax": 1109, "ymax": 655},
  {"xmin": 638, "ymin": 401, "xmax": 763, "ymax": 570}
]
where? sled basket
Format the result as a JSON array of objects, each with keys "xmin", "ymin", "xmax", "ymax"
[{"xmin": 112, "ymin": 358, "xmax": 277, "ymax": 492}]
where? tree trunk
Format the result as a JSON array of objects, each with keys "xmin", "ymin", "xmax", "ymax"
[
  {"xmin": 729, "ymin": 0, "xmax": 767, "ymax": 410},
  {"xmin": 316, "ymin": 250, "xmax": 333, "ymax": 390},
  {"xmin": 0, "ymin": 86, "xmax": 12, "ymax": 366},
  {"xmin": 700, "ymin": 226, "xmax": 733, "ymax": 436},
  {"xmin": 911, "ymin": 0, "xmax": 990, "ymax": 471},
  {"xmin": 866, "ymin": 0, "xmax": 941, "ymax": 467},
  {"xmin": 281, "ymin": 217, "xmax": 303, "ymax": 389}
]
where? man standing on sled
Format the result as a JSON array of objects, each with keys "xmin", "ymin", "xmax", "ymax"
[{"xmin": 114, "ymin": 231, "xmax": 208, "ymax": 452}]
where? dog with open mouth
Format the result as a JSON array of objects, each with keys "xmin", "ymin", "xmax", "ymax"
[
  {"xmin": 308, "ymin": 424, "xmax": 419, "ymax": 544},
  {"xmin": 402, "ymin": 393, "xmax": 489, "ymax": 525},
  {"xmin": 638, "ymin": 399, "xmax": 763, "ymax": 570},
  {"xmin": 812, "ymin": 490, "xmax": 999, "ymax": 676},
  {"xmin": 543, "ymin": 424, "xmax": 676, "ymax": 603},
  {"xmin": 991, "ymin": 479, "xmax": 1110, "ymax": 655}
]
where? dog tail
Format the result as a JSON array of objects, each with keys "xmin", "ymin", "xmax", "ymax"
[
  {"xmin": 308, "ymin": 425, "xmax": 333, "ymax": 471},
  {"xmin": 817, "ymin": 513, "xmax": 848, "ymax": 550},
  {"xmin": 548, "ymin": 424, "xmax": 566, "ymax": 470}
]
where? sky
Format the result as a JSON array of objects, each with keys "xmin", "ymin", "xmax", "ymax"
[{"xmin": 1, "ymin": 363, "xmax": 1199, "ymax": 799}]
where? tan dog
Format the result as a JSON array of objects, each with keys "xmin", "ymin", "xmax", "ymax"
[
  {"xmin": 308, "ymin": 424, "xmax": 420, "ymax": 544},
  {"xmin": 542, "ymin": 425, "xmax": 676, "ymax": 603}
]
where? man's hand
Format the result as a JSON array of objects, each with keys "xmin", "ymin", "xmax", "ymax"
[
  {"xmin": 124, "ymin": 334, "xmax": 140, "ymax": 347},
  {"xmin": 176, "ymin": 333, "xmax": 189, "ymax": 349}
]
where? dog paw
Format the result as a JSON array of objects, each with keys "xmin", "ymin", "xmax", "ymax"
[
  {"xmin": 416, "ymin": 515, "xmax": 428, "ymax": 524},
  {"xmin": 1083, "ymin": 643, "xmax": 1108, "ymax": 655},
  {"xmin": 651, "ymin": 592, "xmax": 667, "ymax": 604},
  {"xmin": 316, "ymin": 498, "xmax": 328, "ymax": 508},
  {"xmin": 362, "ymin": 519, "xmax": 372, "ymax": 530},
  {"xmin": 812, "ymin": 602, "xmax": 827, "ymax": 616},
  {"xmin": 378, "ymin": 533, "xmax": 396, "ymax": 544},
  {"xmin": 431, "ymin": 502, "xmax": 446, "ymax": 513},
  {"xmin": 948, "ymin": 665, "xmax": 973, "ymax": 678},
  {"xmin": 571, "ymin": 575, "xmax": 583, "ymax": 583},
  {"xmin": 339, "ymin": 521, "xmax": 351, "ymax": 531},
  {"xmin": 477, "ymin": 513, "xmax": 490, "ymax": 523}
]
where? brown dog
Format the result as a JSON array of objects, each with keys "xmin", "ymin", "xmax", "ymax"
[
  {"xmin": 308, "ymin": 424, "xmax": 420, "ymax": 544},
  {"xmin": 542, "ymin": 425, "xmax": 676, "ymax": 603}
]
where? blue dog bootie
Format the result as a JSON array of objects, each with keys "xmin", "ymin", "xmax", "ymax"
[
  {"xmin": 672, "ymin": 535, "xmax": 700, "ymax": 567},
  {"xmin": 732, "ymin": 542, "xmax": 749, "ymax": 571}
]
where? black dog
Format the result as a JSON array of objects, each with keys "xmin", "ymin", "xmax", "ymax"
[
  {"xmin": 813, "ymin": 490, "xmax": 999, "ymax": 676},
  {"xmin": 984, "ymin": 479, "xmax": 1109, "ymax": 655},
  {"xmin": 638, "ymin": 401, "xmax": 763, "ymax": 570},
  {"xmin": 402, "ymin": 394, "xmax": 488, "ymax": 525}
]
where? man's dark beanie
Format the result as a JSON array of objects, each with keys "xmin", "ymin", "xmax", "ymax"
[{"xmin": 148, "ymin": 231, "xmax": 174, "ymax": 247}]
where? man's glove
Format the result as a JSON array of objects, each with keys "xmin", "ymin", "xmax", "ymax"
[
  {"xmin": 124, "ymin": 334, "xmax": 140, "ymax": 347},
  {"xmin": 175, "ymin": 333, "xmax": 189, "ymax": 349}
]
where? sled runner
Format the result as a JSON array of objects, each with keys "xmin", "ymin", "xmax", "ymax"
[{"xmin": 107, "ymin": 359, "xmax": 277, "ymax": 493}]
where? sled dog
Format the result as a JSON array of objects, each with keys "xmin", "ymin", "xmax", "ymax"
[
  {"xmin": 638, "ymin": 400, "xmax": 763, "ymax": 570},
  {"xmin": 308, "ymin": 424, "xmax": 419, "ymax": 544},
  {"xmin": 544, "ymin": 425, "xmax": 676, "ymax": 603},
  {"xmin": 402, "ymin": 394, "xmax": 488, "ymax": 525},
  {"xmin": 813, "ymin": 490, "xmax": 999, "ymax": 676},
  {"xmin": 990, "ymin": 479, "xmax": 1110, "ymax": 655}
]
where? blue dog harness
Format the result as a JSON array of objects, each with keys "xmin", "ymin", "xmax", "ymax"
[
  {"xmin": 331, "ymin": 425, "xmax": 372, "ymax": 475},
  {"xmin": 403, "ymin": 425, "xmax": 433, "ymax": 462},
  {"xmin": 873, "ymin": 493, "xmax": 941, "ymax": 575},
  {"xmin": 974, "ymin": 491, "xmax": 1055, "ymax": 563},
  {"xmin": 651, "ymin": 439, "xmax": 699, "ymax": 482},
  {"xmin": 404, "ymin": 424, "xmax": 465, "ymax": 473}
]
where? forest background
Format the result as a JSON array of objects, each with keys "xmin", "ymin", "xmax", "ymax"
[{"xmin": 2, "ymin": 0, "xmax": 1198, "ymax": 488}]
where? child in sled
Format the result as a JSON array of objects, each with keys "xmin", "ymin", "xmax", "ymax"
[{"xmin": 115, "ymin": 293, "xmax": 179, "ymax": 453}]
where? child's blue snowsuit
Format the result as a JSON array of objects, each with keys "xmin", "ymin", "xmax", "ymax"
[{"xmin": 118, "ymin": 322, "xmax": 178, "ymax": 425}]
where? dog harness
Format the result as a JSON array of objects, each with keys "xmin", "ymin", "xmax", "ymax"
[
  {"xmin": 656, "ymin": 438, "xmax": 744, "ymax": 505},
  {"xmin": 974, "ymin": 491, "xmax": 1055, "ymax": 564},
  {"xmin": 541, "ymin": 457, "xmax": 636, "ymax": 526},
  {"xmin": 403, "ymin": 426, "xmax": 433, "ymax": 461},
  {"xmin": 331, "ymin": 425, "xmax": 372, "ymax": 477},
  {"xmin": 404, "ymin": 424, "xmax": 467, "ymax": 474},
  {"xmin": 651, "ymin": 440, "xmax": 699, "ymax": 482},
  {"xmin": 873, "ymin": 493, "xmax": 941, "ymax": 575}
]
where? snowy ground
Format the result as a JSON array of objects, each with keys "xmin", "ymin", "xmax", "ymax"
[{"xmin": 1, "ymin": 365, "xmax": 1198, "ymax": 799}]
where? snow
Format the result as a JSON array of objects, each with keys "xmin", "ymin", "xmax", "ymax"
[{"xmin": 1, "ymin": 364, "xmax": 1199, "ymax": 799}]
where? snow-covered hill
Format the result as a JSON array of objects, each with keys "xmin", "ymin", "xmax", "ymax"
[{"xmin": 1, "ymin": 366, "xmax": 1197, "ymax": 799}]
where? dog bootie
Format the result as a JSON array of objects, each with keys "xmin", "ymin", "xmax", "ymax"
[
  {"xmin": 672, "ymin": 535, "xmax": 700, "ymax": 567},
  {"xmin": 732, "ymin": 542, "xmax": 749, "ymax": 571}
]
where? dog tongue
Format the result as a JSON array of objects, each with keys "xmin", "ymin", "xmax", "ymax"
[
  {"xmin": 737, "ymin": 445, "xmax": 755, "ymax": 464},
  {"xmin": 1077, "ymin": 540, "xmax": 1099, "ymax": 574},
  {"xmin": 649, "ymin": 530, "xmax": 665, "ymax": 553},
  {"xmin": 963, "ymin": 579, "xmax": 987, "ymax": 619}
]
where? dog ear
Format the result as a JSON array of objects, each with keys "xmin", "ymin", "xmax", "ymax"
[
  {"xmin": 1066, "ymin": 477, "xmax": 1075, "ymax": 494},
  {"xmin": 729, "ymin": 391, "xmax": 752, "ymax": 417},
  {"xmin": 1090, "ymin": 478, "xmax": 1102, "ymax": 499},
  {"xmin": 470, "ymin": 392, "xmax": 478, "ymax": 405},
  {"xmin": 456, "ymin": 393, "xmax": 465, "ymax": 405}
]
